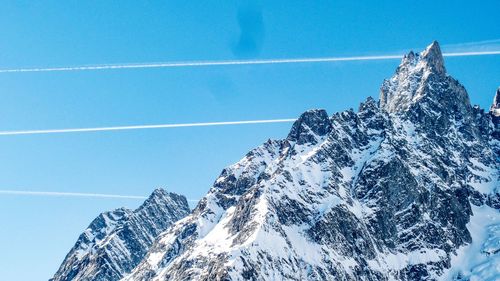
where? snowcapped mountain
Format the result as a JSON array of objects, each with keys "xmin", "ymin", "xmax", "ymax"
[
  {"xmin": 119, "ymin": 41, "xmax": 499, "ymax": 281},
  {"xmin": 53, "ymin": 41, "xmax": 499, "ymax": 281},
  {"xmin": 51, "ymin": 189, "xmax": 190, "ymax": 281}
]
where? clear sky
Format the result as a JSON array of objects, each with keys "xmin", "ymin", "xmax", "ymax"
[{"xmin": 0, "ymin": 1, "xmax": 499, "ymax": 280}]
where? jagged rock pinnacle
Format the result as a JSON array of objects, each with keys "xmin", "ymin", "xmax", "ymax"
[
  {"xmin": 379, "ymin": 41, "xmax": 469, "ymax": 114},
  {"xmin": 420, "ymin": 40, "xmax": 445, "ymax": 74},
  {"xmin": 491, "ymin": 87, "xmax": 500, "ymax": 117}
]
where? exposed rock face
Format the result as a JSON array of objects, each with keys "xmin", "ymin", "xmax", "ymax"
[
  {"xmin": 51, "ymin": 189, "xmax": 190, "ymax": 281},
  {"xmin": 116, "ymin": 42, "xmax": 499, "ymax": 281}
]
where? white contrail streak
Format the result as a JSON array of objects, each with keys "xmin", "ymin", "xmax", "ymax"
[
  {"xmin": 0, "ymin": 55, "xmax": 403, "ymax": 73},
  {"xmin": 0, "ymin": 190, "xmax": 146, "ymax": 199},
  {"xmin": 0, "ymin": 50, "xmax": 499, "ymax": 73},
  {"xmin": 0, "ymin": 119, "xmax": 296, "ymax": 136},
  {"xmin": 442, "ymin": 50, "xmax": 500, "ymax": 57},
  {"xmin": 0, "ymin": 189, "xmax": 200, "ymax": 202}
]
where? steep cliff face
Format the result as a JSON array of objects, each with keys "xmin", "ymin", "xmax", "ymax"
[
  {"xmin": 121, "ymin": 42, "xmax": 498, "ymax": 281},
  {"xmin": 51, "ymin": 189, "xmax": 190, "ymax": 281}
]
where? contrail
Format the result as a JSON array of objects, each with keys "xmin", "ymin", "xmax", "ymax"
[
  {"xmin": 0, "ymin": 189, "xmax": 146, "ymax": 199},
  {"xmin": 0, "ymin": 55, "xmax": 404, "ymax": 73},
  {"xmin": 443, "ymin": 39, "xmax": 500, "ymax": 52},
  {"xmin": 0, "ymin": 50, "xmax": 499, "ymax": 73},
  {"xmin": 0, "ymin": 119, "xmax": 296, "ymax": 136},
  {"xmin": 442, "ymin": 50, "xmax": 500, "ymax": 57},
  {"xmin": 0, "ymin": 189, "xmax": 200, "ymax": 202}
]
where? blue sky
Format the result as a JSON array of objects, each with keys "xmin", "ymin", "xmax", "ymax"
[{"xmin": 0, "ymin": 1, "xmax": 499, "ymax": 280}]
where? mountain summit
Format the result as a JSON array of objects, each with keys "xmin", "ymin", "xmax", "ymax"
[
  {"xmin": 491, "ymin": 87, "xmax": 500, "ymax": 117},
  {"xmin": 51, "ymin": 189, "xmax": 190, "ymax": 281},
  {"xmin": 420, "ymin": 40, "xmax": 445, "ymax": 74},
  {"xmin": 380, "ymin": 41, "xmax": 470, "ymax": 117},
  {"xmin": 114, "ymin": 42, "xmax": 499, "ymax": 280}
]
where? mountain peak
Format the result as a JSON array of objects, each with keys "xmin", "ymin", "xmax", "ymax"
[
  {"xmin": 358, "ymin": 96, "xmax": 378, "ymax": 112},
  {"xmin": 51, "ymin": 189, "xmax": 190, "ymax": 281},
  {"xmin": 420, "ymin": 40, "xmax": 445, "ymax": 74},
  {"xmin": 139, "ymin": 188, "xmax": 189, "ymax": 211},
  {"xmin": 379, "ymin": 41, "xmax": 469, "ymax": 114},
  {"xmin": 148, "ymin": 187, "xmax": 169, "ymax": 201},
  {"xmin": 491, "ymin": 87, "xmax": 500, "ymax": 117},
  {"xmin": 287, "ymin": 109, "xmax": 331, "ymax": 144}
]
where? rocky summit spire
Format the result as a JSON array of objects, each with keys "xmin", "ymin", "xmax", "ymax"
[
  {"xmin": 420, "ymin": 40, "xmax": 445, "ymax": 74},
  {"xmin": 491, "ymin": 87, "xmax": 500, "ymax": 117},
  {"xmin": 379, "ymin": 41, "xmax": 469, "ymax": 115}
]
